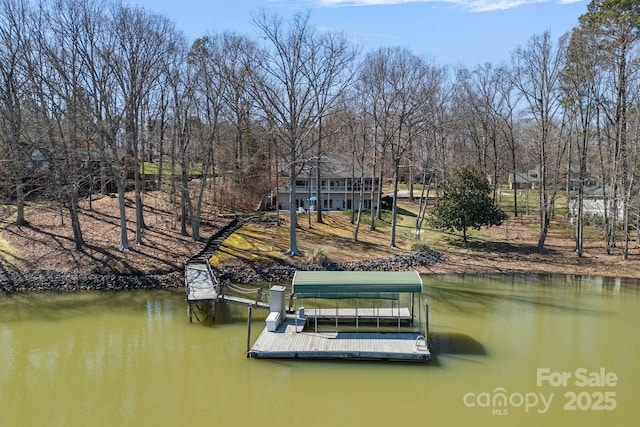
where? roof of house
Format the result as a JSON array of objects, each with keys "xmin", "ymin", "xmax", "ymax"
[
  {"xmin": 292, "ymin": 271, "xmax": 423, "ymax": 299},
  {"xmin": 290, "ymin": 154, "xmax": 372, "ymax": 180},
  {"xmin": 569, "ymin": 185, "xmax": 624, "ymax": 200},
  {"xmin": 508, "ymin": 172, "xmax": 538, "ymax": 183}
]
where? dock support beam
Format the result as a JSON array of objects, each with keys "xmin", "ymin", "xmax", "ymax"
[
  {"xmin": 246, "ymin": 306, "xmax": 253, "ymax": 357},
  {"xmin": 425, "ymin": 302, "xmax": 429, "ymax": 343}
]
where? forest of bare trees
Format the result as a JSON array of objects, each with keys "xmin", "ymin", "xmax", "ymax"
[{"xmin": 1, "ymin": 0, "xmax": 640, "ymax": 258}]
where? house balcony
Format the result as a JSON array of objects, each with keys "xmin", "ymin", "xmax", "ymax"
[{"xmin": 280, "ymin": 186, "xmax": 378, "ymax": 194}]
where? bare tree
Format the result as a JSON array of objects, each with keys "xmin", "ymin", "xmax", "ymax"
[
  {"xmin": 187, "ymin": 35, "xmax": 226, "ymax": 240},
  {"xmin": 164, "ymin": 35, "xmax": 197, "ymax": 238},
  {"xmin": 456, "ymin": 63, "xmax": 507, "ymax": 201},
  {"xmin": 111, "ymin": 5, "xmax": 177, "ymax": 245},
  {"xmin": 360, "ymin": 47, "xmax": 436, "ymax": 247},
  {"xmin": 217, "ymin": 32, "xmax": 259, "ymax": 189},
  {"xmin": 512, "ymin": 31, "xmax": 567, "ymax": 250},
  {"xmin": 0, "ymin": 0, "xmax": 35, "ymax": 226},
  {"xmin": 494, "ymin": 64, "xmax": 523, "ymax": 217},
  {"xmin": 33, "ymin": 0, "xmax": 100, "ymax": 250},
  {"xmin": 249, "ymin": 11, "xmax": 354, "ymax": 256},
  {"xmin": 305, "ymin": 29, "xmax": 359, "ymax": 224},
  {"xmin": 579, "ymin": 0, "xmax": 640, "ymax": 259},
  {"xmin": 76, "ymin": 1, "xmax": 132, "ymax": 251},
  {"xmin": 561, "ymin": 26, "xmax": 601, "ymax": 255}
]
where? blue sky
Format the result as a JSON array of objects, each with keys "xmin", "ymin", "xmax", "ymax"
[{"xmin": 129, "ymin": 0, "xmax": 588, "ymax": 67}]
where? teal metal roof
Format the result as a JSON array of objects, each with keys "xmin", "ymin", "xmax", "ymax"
[{"xmin": 292, "ymin": 271, "xmax": 423, "ymax": 298}]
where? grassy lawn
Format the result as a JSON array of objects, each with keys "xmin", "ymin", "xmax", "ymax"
[
  {"xmin": 211, "ymin": 203, "xmax": 433, "ymax": 265},
  {"xmin": 498, "ymin": 188, "xmax": 569, "ymax": 217},
  {"xmin": 210, "ymin": 194, "xmax": 509, "ymax": 266},
  {"xmin": 209, "ymin": 183, "xmax": 618, "ymax": 266},
  {"xmin": 142, "ymin": 162, "xmax": 203, "ymax": 176}
]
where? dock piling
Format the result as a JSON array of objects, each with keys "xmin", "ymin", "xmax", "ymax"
[
  {"xmin": 425, "ymin": 303, "xmax": 429, "ymax": 343},
  {"xmin": 246, "ymin": 306, "xmax": 253, "ymax": 358}
]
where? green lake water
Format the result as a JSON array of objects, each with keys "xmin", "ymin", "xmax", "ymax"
[{"xmin": 0, "ymin": 274, "xmax": 638, "ymax": 427}]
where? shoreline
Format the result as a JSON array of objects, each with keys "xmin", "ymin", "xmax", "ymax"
[
  {"xmin": 0, "ymin": 270, "xmax": 183, "ymax": 293},
  {"xmin": 3, "ymin": 248, "xmax": 640, "ymax": 294}
]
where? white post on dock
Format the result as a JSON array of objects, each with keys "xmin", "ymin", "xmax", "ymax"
[{"xmin": 269, "ymin": 285, "xmax": 286, "ymax": 319}]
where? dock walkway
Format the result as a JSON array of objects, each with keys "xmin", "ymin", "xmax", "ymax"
[
  {"xmin": 185, "ymin": 262, "xmax": 219, "ymax": 302},
  {"xmin": 250, "ymin": 318, "xmax": 430, "ymax": 362},
  {"xmin": 185, "ymin": 261, "xmax": 273, "ymax": 322}
]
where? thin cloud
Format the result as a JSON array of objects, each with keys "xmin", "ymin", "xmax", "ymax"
[{"xmin": 310, "ymin": 0, "xmax": 583, "ymax": 13}]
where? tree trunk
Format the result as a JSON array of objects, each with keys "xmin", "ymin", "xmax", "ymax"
[
  {"xmin": 511, "ymin": 142, "xmax": 518, "ymax": 217},
  {"xmin": 15, "ymin": 182, "xmax": 27, "ymax": 226},
  {"xmin": 116, "ymin": 179, "xmax": 130, "ymax": 251},
  {"xmin": 286, "ymin": 143, "xmax": 301, "ymax": 256},
  {"xmin": 67, "ymin": 188, "xmax": 84, "ymax": 250},
  {"xmin": 369, "ymin": 126, "xmax": 378, "ymax": 231},
  {"xmin": 390, "ymin": 157, "xmax": 400, "ymax": 248},
  {"xmin": 316, "ymin": 116, "xmax": 324, "ymax": 224},
  {"xmin": 133, "ymin": 121, "xmax": 145, "ymax": 245},
  {"xmin": 354, "ymin": 134, "xmax": 366, "ymax": 242},
  {"xmin": 180, "ymin": 166, "xmax": 189, "ymax": 236}
]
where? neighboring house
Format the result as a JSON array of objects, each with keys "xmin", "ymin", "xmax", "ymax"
[
  {"xmin": 271, "ymin": 157, "xmax": 380, "ymax": 212},
  {"xmin": 568, "ymin": 186, "xmax": 626, "ymax": 221},
  {"xmin": 508, "ymin": 169, "xmax": 538, "ymax": 190}
]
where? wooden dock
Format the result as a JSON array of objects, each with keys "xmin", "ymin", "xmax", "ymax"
[
  {"xmin": 249, "ymin": 318, "xmax": 431, "ymax": 362},
  {"xmin": 185, "ymin": 262, "xmax": 276, "ymax": 322},
  {"xmin": 185, "ymin": 262, "xmax": 219, "ymax": 302}
]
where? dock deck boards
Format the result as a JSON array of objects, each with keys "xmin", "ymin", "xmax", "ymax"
[
  {"xmin": 186, "ymin": 263, "xmax": 273, "ymax": 309},
  {"xmin": 250, "ymin": 319, "xmax": 430, "ymax": 362},
  {"xmin": 185, "ymin": 263, "xmax": 218, "ymax": 302}
]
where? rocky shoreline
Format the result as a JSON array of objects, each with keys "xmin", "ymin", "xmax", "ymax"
[
  {"xmin": 0, "ymin": 251, "xmax": 443, "ymax": 293},
  {"xmin": 0, "ymin": 270, "xmax": 183, "ymax": 293},
  {"xmin": 213, "ymin": 251, "xmax": 444, "ymax": 284}
]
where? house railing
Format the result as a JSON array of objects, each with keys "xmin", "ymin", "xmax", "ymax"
[{"xmin": 279, "ymin": 186, "xmax": 378, "ymax": 193}]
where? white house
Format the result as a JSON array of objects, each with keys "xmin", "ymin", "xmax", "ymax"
[
  {"xmin": 568, "ymin": 186, "xmax": 626, "ymax": 221},
  {"xmin": 271, "ymin": 158, "xmax": 380, "ymax": 212}
]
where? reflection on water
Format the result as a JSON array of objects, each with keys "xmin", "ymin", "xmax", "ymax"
[
  {"xmin": 0, "ymin": 275, "xmax": 638, "ymax": 427},
  {"xmin": 429, "ymin": 332, "xmax": 487, "ymax": 355}
]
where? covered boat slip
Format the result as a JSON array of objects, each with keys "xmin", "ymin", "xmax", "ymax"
[
  {"xmin": 249, "ymin": 271, "xmax": 431, "ymax": 362},
  {"xmin": 293, "ymin": 271, "xmax": 423, "ymax": 331},
  {"xmin": 292, "ymin": 270, "xmax": 423, "ymax": 296}
]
